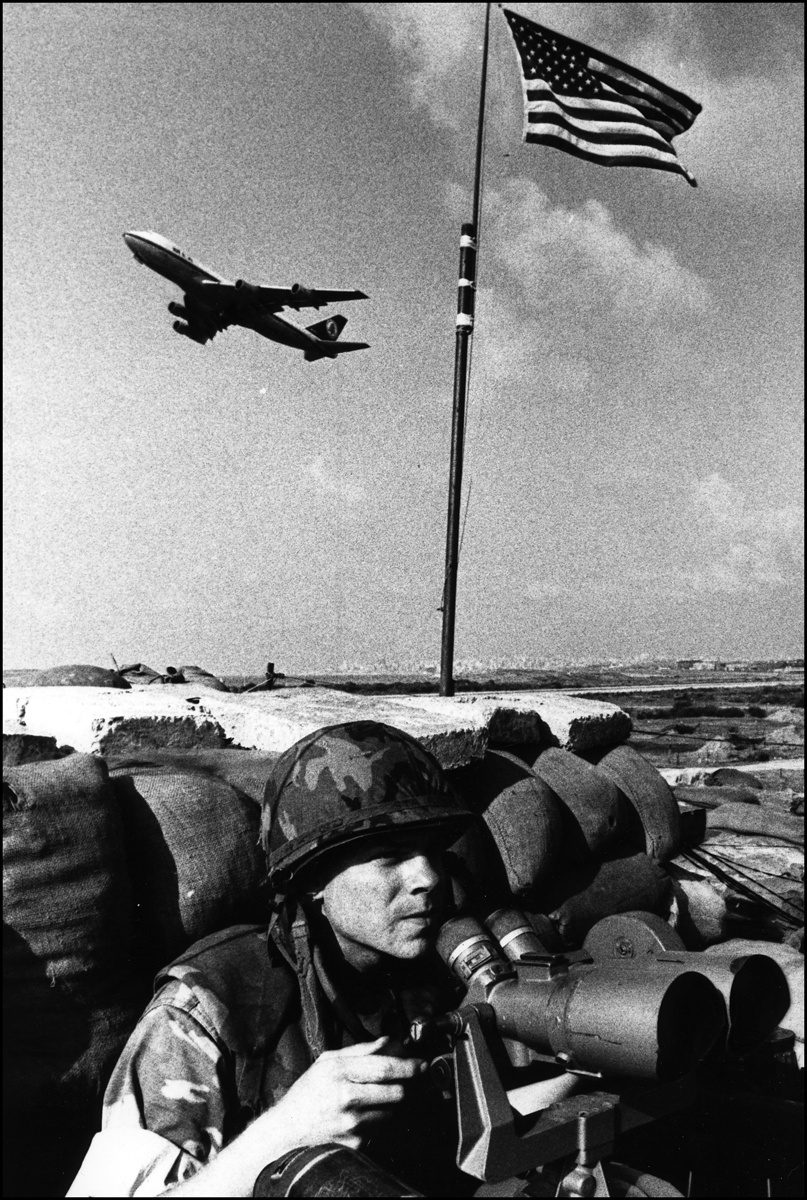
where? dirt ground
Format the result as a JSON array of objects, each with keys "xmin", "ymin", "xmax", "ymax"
[{"xmin": 571, "ymin": 682, "xmax": 804, "ymax": 772}]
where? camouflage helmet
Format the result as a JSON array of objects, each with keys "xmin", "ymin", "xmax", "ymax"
[{"xmin": 262, "ymin": 721, "xmax": 472, "ymax": 889}]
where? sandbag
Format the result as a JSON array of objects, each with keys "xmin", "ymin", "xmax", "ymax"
[
  {"xmin": 3, "ymin": 733, "xmax": 72, "ymax": 767},
  {"xmin": 3, "ymin": 754, "xmax": 144, "ymax": 1195},
  {"xmin": 33, "ymin": 664, "xmax": 130, "ymax": 689},
  {"xmin": 706, "ymin": 803, "xmax": 804, "ymax": 845},
  {"xmin": 444, "ymin": 816, "xmax": 512, "ymax": 917},
  {"xmin": 109, "ymin": 768, "xmax": 268, "ymax": 973},
  {"xmin": 704, "ymin": 768, "xmax": 765, "ymax": 790},
  {"xmin": 665, "ymin": 860, "xmax": 784, "ymax": 948},
  {"xmin": 530, "ymin": 851, "xmax": 673, "ymax": 948},
  {"xmin": 117, "ymin": 662, "xmax": 163, "ymax": 685},
  {"xmin": 450, "ymin": 749, "xmax": 563, "ymax": 894},
  {"xmin": 3, "ymin": 754, "xmax": 142, "ymax": 1103},
  {"xmin": 178, "ymin": 664, "xmax": 231, "ymax": 692},
  {"xmin": 3, "ymin": 668, "xmax": 42, "ymax": 687},
  {"xmin": 526, "ymin": 747, "xmax": 623, "ymax": 863},
  {"xmin": 590, "ymin": 744, "xmax": 682, "ymax": 862},
  {"xmin": 106, "ymin": 747, "xmax": 281, "ymax": 805},
  {"xmin": 674, "ymin": 785, "xmax": 761, "ymax": 810}
]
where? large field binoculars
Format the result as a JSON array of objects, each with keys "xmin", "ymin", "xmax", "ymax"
[{"xmin": 410, "ymin": 909, "xmax": 790, "ymax": 1182}]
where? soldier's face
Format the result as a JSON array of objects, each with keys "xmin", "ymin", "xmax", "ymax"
[{"xmin": 316, "ymin": 831, "xmax": 446, "ymax": 969}]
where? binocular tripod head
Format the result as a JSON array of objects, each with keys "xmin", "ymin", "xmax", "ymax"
[{"xmin": 410, "ymin": 909, "xmax": 789, "ymax": 1186}]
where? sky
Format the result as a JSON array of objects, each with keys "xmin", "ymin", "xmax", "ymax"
[{"xmin": 4, "ymin": 2, "xmax": 804, "ymax": 675}]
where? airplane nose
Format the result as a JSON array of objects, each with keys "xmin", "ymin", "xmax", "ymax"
[{"xmin": 123, "ymin": 232, "xmax": 146, "ymax": 264}]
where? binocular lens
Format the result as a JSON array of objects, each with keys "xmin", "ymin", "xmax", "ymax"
[{"xmin": 724, "ymin": 954, "xmax": 792, "ymax": 1055}]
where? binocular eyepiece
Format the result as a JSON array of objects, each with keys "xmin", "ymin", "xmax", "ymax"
[
  {"xmin": 436, "ymin": 914, "xmax": 517, "ymax": 987},
  {"xmin": 433, "ymin": 908, "xmax": 788, "ymax": 1081}
]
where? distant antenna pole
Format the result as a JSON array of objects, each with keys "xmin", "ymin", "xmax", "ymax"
[{"xmin": 440, "ymin": 1, "xmax": 491, "ymax": 697}]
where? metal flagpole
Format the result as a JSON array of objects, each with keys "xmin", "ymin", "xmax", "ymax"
[{"xmin": 439, "ymin": 1, "xmax": 491, "ymax": 697}]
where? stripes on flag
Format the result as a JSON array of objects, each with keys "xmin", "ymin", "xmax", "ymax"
[{"xmin": 503, "ymin": 9, "xmax": 701, "ymax": 186}]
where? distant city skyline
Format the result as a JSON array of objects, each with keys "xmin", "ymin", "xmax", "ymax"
[
  {"xmin": 282, "ymin": 652, "xmax": 805, "ymax": 678},
  {"xmin": 4, "ymin": 3, "xmax": 803, "ymax": 675}
]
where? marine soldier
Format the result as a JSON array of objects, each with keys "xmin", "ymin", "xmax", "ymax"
[{"xmin": 67, "ymin": 721, "xmax": 475, "ymax": 1197}]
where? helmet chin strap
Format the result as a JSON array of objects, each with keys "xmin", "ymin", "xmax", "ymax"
[
  {"xmin": 266, "ymin": 889, "xmax": 287, "ymax": 944},
  {"xmin": 267, "ymin": 894, "xmax": 331, "ymax": 1059}
]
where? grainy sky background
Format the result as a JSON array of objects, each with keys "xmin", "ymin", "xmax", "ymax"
[{"xmin": 4, "ymin": 2, "xmax": 804, "ymax": 675}]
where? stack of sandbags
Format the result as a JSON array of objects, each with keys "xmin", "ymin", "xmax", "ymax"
[
  {"xmin": 4, "ymin": 748, "xmax": 274, "ymax": 1195},
  {"xmin": 3, "ymin": 754, "xmax": 145, "ymax": 1196},
  {"xmin": 447, "ymin": 743, "xmax": 679, "ymax": 948},
  {"xmin": 123, "ymin": 663, "xmax": 231, "ymax": 698}
]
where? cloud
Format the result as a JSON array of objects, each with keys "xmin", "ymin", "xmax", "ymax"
[
  {"xmin": 485, "ymin": 179, "xmax": 712, "ymax": 322},
  {"xmin": 354, "ymin": 2, "xmax": 478, "ymax": 130},
  {"xmin": 685, "ymin": 472, "xmax": 804, "ymax": 592},
  {"xmin": 305, "ymin": 455, "xmax": 366, "ymax": 504},
  {"xmin": 463, "ymin": 178, "xmax": 711, "ymax": 390},
  {"xmin": 473, "ymin": 284, "xmax": 593, "ymax": 391}
]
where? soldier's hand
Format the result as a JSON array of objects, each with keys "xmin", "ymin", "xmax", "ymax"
[{"xmin": 268, "ymin": 1036, "xmax": 426, "ymax": 1149}]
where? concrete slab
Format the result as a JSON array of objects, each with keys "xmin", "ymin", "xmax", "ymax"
[
  {"xmin": 3, "ymin": 687, "xmax": 229, "ymax": 757},
  {"xmin": 153, "ymin": 689, "xmax": 631, "ymax": 763},
  {"xmin": 3, "ymin": 686, "xmax": 630, "ymax": 768},
  {"xmin": 417, "ymin": 691, "xmax": 632, "ymax": 754},
  {"xmin": 195, "ymin": 690, "xmax": 491, "ymax": 768}
]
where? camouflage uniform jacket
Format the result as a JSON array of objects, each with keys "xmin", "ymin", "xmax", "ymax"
[{"xmin": 67, "ymin": 922, "xmax": 468, "ymax": 1198}]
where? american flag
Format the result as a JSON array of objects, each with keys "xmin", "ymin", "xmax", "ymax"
[{"xmin": 503, "ymin": 8, "xmax": 701, "ymax": 186}]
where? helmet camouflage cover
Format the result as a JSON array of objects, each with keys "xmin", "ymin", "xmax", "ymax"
[{"xmin": 262, "ymin": 721, "xmax": 472, "ymax": 889}]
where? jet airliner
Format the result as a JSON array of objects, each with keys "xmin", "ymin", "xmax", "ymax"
[{"xmin": 123, "ymin": 231, "xmax": 369, "ymax": 362}]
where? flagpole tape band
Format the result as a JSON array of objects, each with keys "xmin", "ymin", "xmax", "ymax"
[
  {"xmin": 456, "ymin": 314, "xmax": 474, "ymax": 328},
  {"xmin": 460, "ymin": 234, "xmax": 478, "ymax": 250}
]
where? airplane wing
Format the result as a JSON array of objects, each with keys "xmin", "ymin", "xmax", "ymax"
[{"xmin": 199, "ymin": 280, "xmax": 368, "ymax": 312}]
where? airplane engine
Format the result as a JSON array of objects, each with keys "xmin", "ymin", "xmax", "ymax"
[
  {"xmin": 234, "ymin": 279, "xmax": 262, "ymax": 301},
  {"xmin": 168, "ymin": 301, "xmax": 188, "ymax": 319},
  {"xmin": 173, "ymin": 320, "xmax": 207, "ymax": 345},
  {"xmin": 290, "ymin": 282, "xmax": 316, "ymax": 308}
]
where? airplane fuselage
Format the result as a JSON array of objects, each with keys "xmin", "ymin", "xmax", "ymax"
[
  {"xmin": 122, "ymin": 230, "xmax": 346, "ymax": 353},
  {"xmin": 124, "ymin": 231, "xmax": 222, "ymax": 290}
]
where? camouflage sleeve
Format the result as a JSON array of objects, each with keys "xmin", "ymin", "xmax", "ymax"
[{"xmin": 100, "ymin": 989, "xmax": 234, "ymax": 1183}]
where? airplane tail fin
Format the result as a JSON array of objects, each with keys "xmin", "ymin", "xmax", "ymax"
[{"xmin": 306, "ymin": 314, "xmax": 348, "ymax": 341}]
